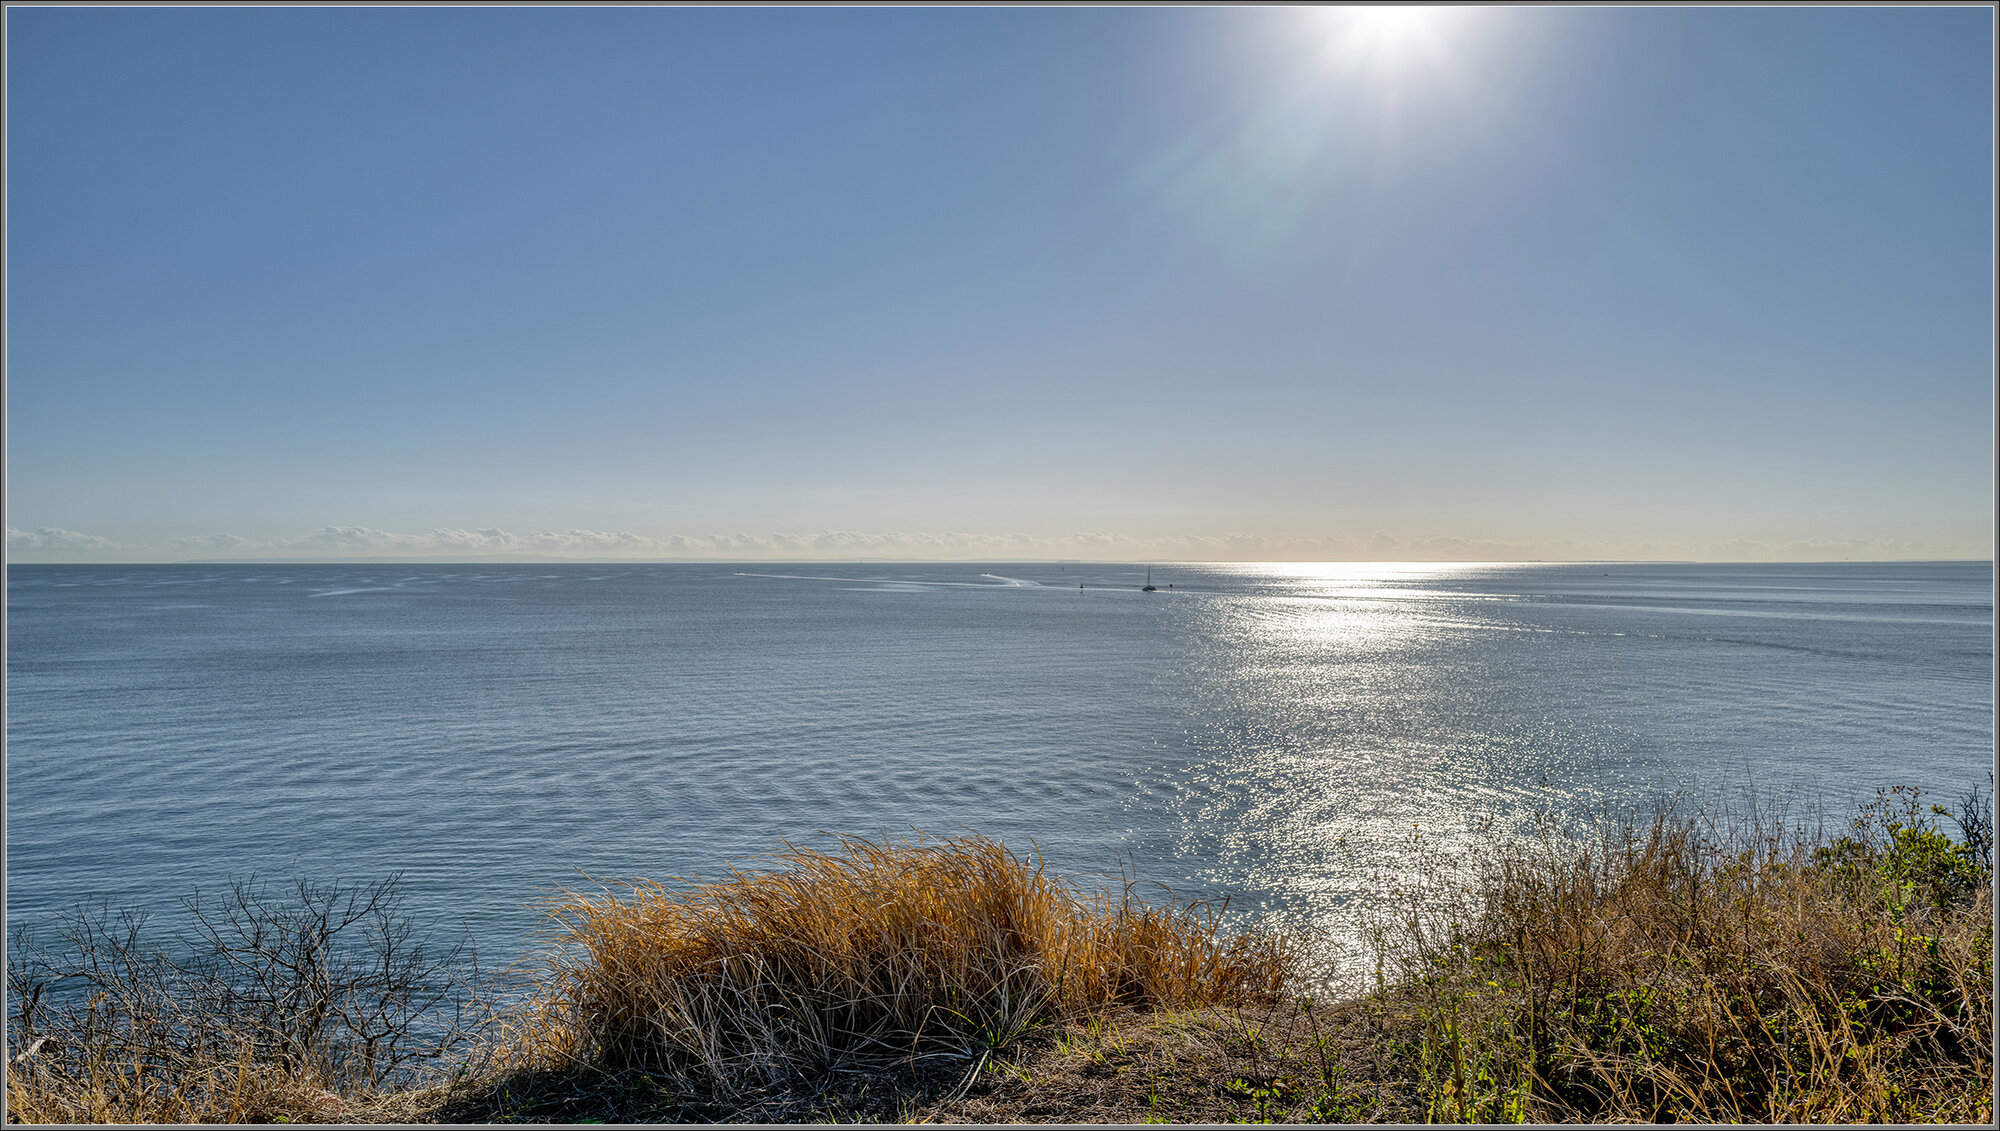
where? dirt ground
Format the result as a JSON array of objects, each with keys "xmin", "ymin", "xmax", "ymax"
[{"xmin": 348, "ymin": 999, "xmax": 1426, "ymax": 1125}]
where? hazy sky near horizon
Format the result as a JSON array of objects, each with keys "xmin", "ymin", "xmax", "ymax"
[{"xmin": 7, "ymin": 5, "xmax": 1993, "ymax": 562}]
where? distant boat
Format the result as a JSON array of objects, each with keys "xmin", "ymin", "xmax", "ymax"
[{"xmin": 1141, "ymin": 566, "xmax": 1157, "ymax": 593}]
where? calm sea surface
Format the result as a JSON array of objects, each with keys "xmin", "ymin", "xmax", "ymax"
[{"xmin": 6, "ymin": 561, "xmax": 1992, "ymax": 982}]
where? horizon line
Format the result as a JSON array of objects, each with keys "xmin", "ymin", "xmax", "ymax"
[{"xmin": 7, "ymin": 557, "xmax": 1994, "ymax": 568}]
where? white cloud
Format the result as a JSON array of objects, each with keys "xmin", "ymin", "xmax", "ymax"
[
  {"xmin": 426, "ymin": 527, "xmax": 519, "ymax": 550},
  {"xmin": 271, "ymin": 526, "xmax": 434, "ymax": 553},
  {"xmin": 8, "ymin": 526, "xmax": 120, "ymax": 552},
  {"xmin": 520, "ymin": 529, "xmax": 668, "ymax": 552},
  {"xmin": 192, "ymin": 525, "xmax": 696, "ymax": 557},
  {"xmin": 169, "ymin": 532, "xmax": 259, "ymax": 551}
]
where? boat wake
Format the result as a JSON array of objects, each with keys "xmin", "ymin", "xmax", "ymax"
[
  {"xmin": 980, "ymin": 574, "xmax": 1042, "ymax": 588},
  {"xmin": 737, "ymin": 571, "xmax": 1045, "ymax": 591}
]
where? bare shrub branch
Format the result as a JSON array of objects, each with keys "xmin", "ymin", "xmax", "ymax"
[{"xmin": 5, "ymin": 874, "xmax": 487, "ymax": 1123}]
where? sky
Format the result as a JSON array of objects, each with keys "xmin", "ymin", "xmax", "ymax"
[{"xmin": 5, "ymin": 5, "xmax": 1993, "ymax": 563}]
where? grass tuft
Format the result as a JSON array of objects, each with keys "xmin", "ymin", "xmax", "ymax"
[{"xmin": 511, "ymin": 833, "xmax": 1297, "ymax": 1099}]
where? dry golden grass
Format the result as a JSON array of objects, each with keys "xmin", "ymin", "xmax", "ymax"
[
  {"xmin": 507, "ymin": 833, "xmax": 1297, "ymax": 1100},
  {"xmin": 4, "ymin": 1027, "xmax": 354, "ymax": 1125}
]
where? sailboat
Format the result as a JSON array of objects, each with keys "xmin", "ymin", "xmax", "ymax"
[{"xmin": 1141, "ymin": 566, "xmax": 1157, "ymax": 592}]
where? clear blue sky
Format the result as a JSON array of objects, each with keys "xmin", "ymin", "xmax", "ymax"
[{"xmin": 7, "ymin": 5, "xmax": 1992, "ymax": 561}]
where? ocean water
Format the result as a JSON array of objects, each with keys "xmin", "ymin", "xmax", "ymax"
[{"xmin": 6, "ymin": 561, "xmax": 1992, "ymax": 983}]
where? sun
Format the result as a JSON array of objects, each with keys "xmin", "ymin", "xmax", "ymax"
[
  {"xmin": 1313, "ymin": 5, "xmax": 1459, "ymax": 71},
  {"xmin": 1347, "ymin": 6, "xmax": 1442, "ymax": 42}
]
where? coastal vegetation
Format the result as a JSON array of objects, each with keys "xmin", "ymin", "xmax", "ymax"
[{"xmin": 7, "ymin": 786, "xmax": 1992, "ymax": 1124}]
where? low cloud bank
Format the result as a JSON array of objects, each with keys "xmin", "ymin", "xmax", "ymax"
[
  {"xmin": 180, "ymin": 526, "xmax": 1141, "ymax": 559},
  {"xmin": 8, "ymin": 527, "xmax": 123, "ymax": 552},
  {"xmin": 5, "ymin": 524, "xmax": 1987, "ymax": 563}
]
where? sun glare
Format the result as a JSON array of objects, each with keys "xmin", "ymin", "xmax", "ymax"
[
  {"xmin": 1348, "ymin": 6, "xmax": 1439, "ymax": 43},
  {"xmin": 1312, "ymin": 5, "xmax": 1461, "ymax": 72}
]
